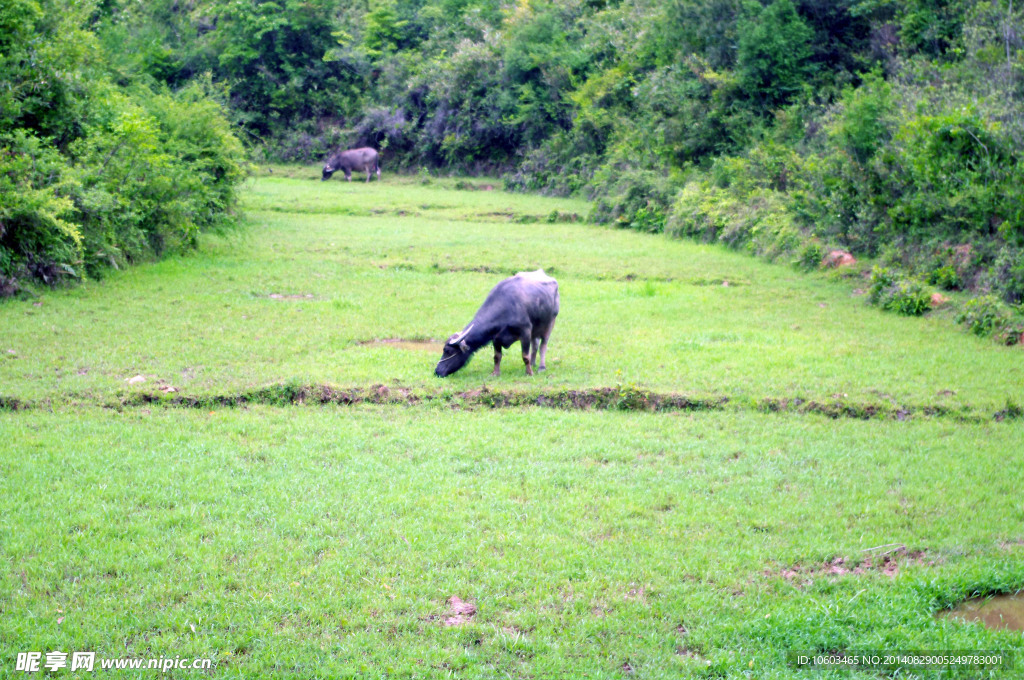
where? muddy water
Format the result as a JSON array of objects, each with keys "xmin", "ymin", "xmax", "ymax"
[{"xmin": 938, "ymin": 593, "xmax": 1024, "ymax": 632}]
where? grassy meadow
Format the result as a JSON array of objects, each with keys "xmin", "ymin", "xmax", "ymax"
[
  {"xmin": 1, "ymin": 169, "xmax": 1023, "ymax": 678},
  {"xmin": 3, "ymin": 169, "xmax": 1023, "ymax": 412}
]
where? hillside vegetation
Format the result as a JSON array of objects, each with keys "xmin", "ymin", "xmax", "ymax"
[
  {"xmin": 4, "ymin": 0, "xmax": 1024, "ymax": 341},
  {"xmin": 0, "ymin": 0, "xmax": 245, "ymax": 294}
]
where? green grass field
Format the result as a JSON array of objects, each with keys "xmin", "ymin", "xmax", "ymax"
[{"xmin": 1, "ymin": 170, "xmax": 1023, "ymax": 678}]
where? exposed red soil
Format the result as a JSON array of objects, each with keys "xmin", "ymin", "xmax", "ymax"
[
  {"xmin": 821, "ymin": 250, "xmax": 857, "ymax": 268},
  {"xmin": 771, "ymin": 546, "xmax": 934, "ymax": 584},
  {"xmin": 443, "ymin": 596, "xmax": 477, "ymax": 627}
]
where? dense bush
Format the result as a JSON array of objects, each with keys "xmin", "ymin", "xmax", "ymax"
[
  {"xmin": 589, "ymin": 166, "xmax": 679, "ymax": 232},
  {"xmin": 668, "ymin": 181, "xmax": 802, "ymax": 261},
  {"xmin": 618, "ymin": 0, "xmax": 1024, "ymax": 331},
  {"xmin": 868, "ymin": 268, "xmax": 933, "ymax": 316},
  {"xmin": 502, "ymin": 133, "xmax": 599, "ymax": 196},
  {"xmin": 0, "ymin": 0, "xmax": 245, "ymax": 293},
  {"xmin": 736, "ymin": 0, "xmax": 815, "ymax": 114},
  {"xmin": 956, "ymin": 294, "xmax": 1024, "ymax": 344},
  {"xmin": 0, "ymin": 133, "xmax": 81, "ymax": 282}
]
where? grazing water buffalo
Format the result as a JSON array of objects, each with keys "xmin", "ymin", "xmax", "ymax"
[
  {"xmin": 435, "ymin": 270, "xmax": 559, "ymax": 378},
  {"xmin": 321, "ymin": 147, "xmax": 381, "ymax": 182}
]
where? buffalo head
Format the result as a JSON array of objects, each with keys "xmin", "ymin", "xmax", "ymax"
[{"xmin": 435, "ymin": 325, "xmax": 474, "ymax": 377}]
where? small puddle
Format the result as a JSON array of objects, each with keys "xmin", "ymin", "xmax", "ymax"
[{"xmin": 937, "ymin": 592, "xmax": 1024, "ymax": 631}]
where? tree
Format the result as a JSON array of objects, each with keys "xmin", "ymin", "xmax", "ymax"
[{"xmin": 737, "ymin": 0, "xmax": 815, "ymax": 113}]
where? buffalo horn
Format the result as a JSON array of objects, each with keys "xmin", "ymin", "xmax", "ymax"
[{"xmin": 448, "ymin": 324, "xmax": 474, "ymax": 347}]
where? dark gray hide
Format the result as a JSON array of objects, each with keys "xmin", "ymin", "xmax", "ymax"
[
  {"xmin": 322, "ymin": 147, "xmax": 381, "ymax": 182},
  {"xmin": 435, "ymin": 270, "xmax": 559, "ymax": 377}
]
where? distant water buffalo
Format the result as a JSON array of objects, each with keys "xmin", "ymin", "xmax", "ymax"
[
  {"xmin": 322, "ymin": 147, "xmax": 380, "ymax": 182},
  {"xmin": 435, "ymin": 270, "xmax": 559, "ymax": 378}
]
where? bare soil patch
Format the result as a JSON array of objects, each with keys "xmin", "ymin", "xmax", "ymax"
[
  {"xmin": 443, "ymin": 596, "xmax": 477, "ymax": 627},
  {"xmin": 770, "ymin": 546, "xmax": 934, "ymax": 585},
  {"xmin": 357, "ymin": 338, "xmax": 440, "ymax": 351}
]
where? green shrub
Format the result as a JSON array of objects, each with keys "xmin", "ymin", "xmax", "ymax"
[
  {"xmin": 589, "ymin": 166, "xmax": 679, "ymax": 233},
  {"xmin": 64, "ymin": 83, "xmax": 245, "ymax": 278},
  {"xmin": 668, "ymin": 179, "xmax": 809, "ymax": 263},
  {"xmin": 883, "ymin": 280, "xmax": 932, "ymax": 316},
  {"xmin": 0, "ymin": 0, "xmax": 245, "ymax": 291},
  {"xmin": 736, "ymin": 0, "xmax": 814, "ymax": 114},
  {"xmin": 666, "ymin": 183, "xmax": 736, "ymax": 243},
  {"xmin": 831, "ymin": 72, "xmax": 895, "ymax": 164},
  {"xmin": 868, "ymin": 267, "xmax": 898, "ymax": 305},
  {"xmin": 886, "ymin": 108, "xmax": 1021, "ymax": 243},
  {"xmin": 983, "ymin": 247, "xmax": 1024, "ymax": 304},
  {"xmin": 956, "ymin": 295, "xmax": 1011, "ymax": 337},
  {"xmin": 622, "ymin": 206, "xmax": 666, "ymax": 234},
  {"xmin": 0, "ymin": 132, "xmax": 82, "ymax": 281},
  {"xmin": 410, "ymin": 38, "xmax": 520, "ymax": 170},
  {"xmin": 504, "ymin": 132, "xmax": 598, "ymax": 196},
  {"xmin": 869, "ymin": 267, "xmax": 932, "ymax": 316},
  {"xmin": 926, "ymin": 265, "xmax": 963, "ymax": 291},
  {"xmin": 794, "ymin": 241, "xmax": 826, "ymax": 271}
]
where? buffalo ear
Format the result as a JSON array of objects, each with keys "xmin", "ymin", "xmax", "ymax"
[{"xmin": 459, "ymin": 340, "xmax": 470, "ymax": 352}]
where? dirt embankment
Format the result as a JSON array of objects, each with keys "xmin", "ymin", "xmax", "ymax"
[{"xmin": 2, "ymin": 383, "xmax": 1015, "ymax": 423}]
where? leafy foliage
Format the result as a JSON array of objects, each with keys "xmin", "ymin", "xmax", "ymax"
[
  {"xmin": 0, "ymin": 133, "xmax": 81, "ymax": 280},
  {"xmin": 737, "ymin": 0, "xmax": 816, "ymax": 113},
  {"xmin": 0, "ymin": 0, "xmax": 244, "ymax": 292},
  {"xmin": 956, "ymin": 294, "xmax": 1024, "ymax": 343},
  {"xmin": 868, "ymin": 268, "xmax": 933, "ymax": 316}
]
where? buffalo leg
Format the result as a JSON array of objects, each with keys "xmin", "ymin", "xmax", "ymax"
[
  {"xmin": 538, "ymin": 318, "xmax": 556, "ymax": 371},
  {"xmin": 529, "ymin": 337, "xmax": 540, "ymax": 369},
  {"xmin": 492, "ymin": 340, "xmax": 502, "ymax": 377},
  {"xmin": 520, "ymin": 331, "xmax": 534, "ymax": 376}
]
